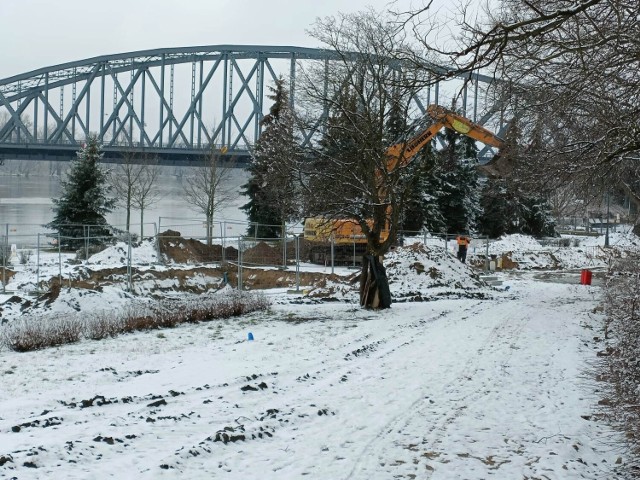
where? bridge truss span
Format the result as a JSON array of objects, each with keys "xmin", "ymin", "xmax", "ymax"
[{"xmin": 0, "ymin": 45, "xmax": 503, "ymax": 162}]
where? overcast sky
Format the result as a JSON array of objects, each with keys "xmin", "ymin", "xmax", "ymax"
[{"xmin": 0, "ymin": 0, "xmax": 462, "ymax": 79}]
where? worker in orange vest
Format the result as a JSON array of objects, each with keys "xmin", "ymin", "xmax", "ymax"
[{"xmin": 456, "ymin": 234, "xmax": 470, "ymax": 263}]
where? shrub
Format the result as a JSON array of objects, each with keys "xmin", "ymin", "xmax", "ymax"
[
  {"xmin": 1, "ymin": 291, "xmax": 270, "ymax": 352},
  {"xmin": 85, "ymin": 311, "xmax": 127, "ymax": 340},
  {"xmin": 3, "ymin": 316, "xmax": 82, "ymax": 352},
  {"xmin": 600, "ymin": 251, "xmax": 640, "ymax": 467},
  {"xmin": 18, "ymin": 250, "xmax": 32, "ymax": 265}
]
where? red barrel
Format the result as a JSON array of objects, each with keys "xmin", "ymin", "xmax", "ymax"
[{"xmin": 580, "ymin": 269, "xmax": 592, "ymax": 285}]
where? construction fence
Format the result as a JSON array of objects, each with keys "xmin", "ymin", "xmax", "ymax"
[{"xmin": 1, "ymin": 219, "xmax": 566, "ymax": 294}]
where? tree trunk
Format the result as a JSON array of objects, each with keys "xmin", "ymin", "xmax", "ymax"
[
  {"xmin": 206, "ymin": 218, "xmax": 213, "ymax": 246},
  {"xmin": 359, "ymin": 255, "xmax": 391, "ymax": 309},
  {"xmin": 126, "ymin": 185, "xmax": 132, "ymax": 232},
  {"xmin": 140, "ymin": 208, "xmax": 144, "ymax": 239},
  {"xmin": 126, "ymin": 203, "xmax": 131, "ymax": 233}
]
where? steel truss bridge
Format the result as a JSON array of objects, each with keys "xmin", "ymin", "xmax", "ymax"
[{"xmin": 0, "ymin": 45, "xmax": 503, "ymax": 164}]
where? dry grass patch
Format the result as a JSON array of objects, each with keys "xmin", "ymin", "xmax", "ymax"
[{"xmin": 2, "ymin": 291, "xmax": 269, "ymax": 352}]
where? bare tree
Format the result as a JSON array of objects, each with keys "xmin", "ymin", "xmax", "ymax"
[
  {"xmin": 109, "ymin": 151, "xmax": 146, "ymax": 232},
  {"xmin": 183, "ymin": 147, "xmax": 236, "ymax": 245},
  {"xmin": 403, "ymin": 0, "xmax": 640, "ymax": 213},
  {"xmin": 298, "ymin": 9, "xmax": 430, "ymax": 308},
  {"xmin": 131, "ymin": 160, "xmax": 162, "ymax": 239}
]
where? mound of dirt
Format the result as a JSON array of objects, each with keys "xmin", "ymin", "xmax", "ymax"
[
  {"xmin": 308, "ymin": 243, "xmax": 496, "ymax": 302},
  {"xmin": 158, "ymin": 230, "xmax": 238, "ymax": 263},
  {"xmin": 243, "ymin": 241, "xmax": 282, "ymax": 266}
]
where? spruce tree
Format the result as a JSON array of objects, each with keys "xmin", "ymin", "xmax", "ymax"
[
  {"xmin": 240, "ymin": 162, "xmax": 282, "ymax": 238},
  {"xmin": 241, "ymin": 76, "xmax": 300, "ymax": 238},
  {"xmin": 48, "ymin": 136, "xmax": 115, "ymax": 249},
  {"xmin": 399, "ymin": 146, "xmax": 446, "ymax": 233},
  {"xmin": 478, "ymin": 178, "xmax": 521, "ymax": 238},
  {"xmin": 520, "ymin": 196, "xmax": 557, "ymax": 237},
  {"xmin": 435, "ymin": 128, "xmax": 482, "ymax": 234},
  {"xmin": 477, "ymin": 179, "xmax": 557, "ymax": 238}
]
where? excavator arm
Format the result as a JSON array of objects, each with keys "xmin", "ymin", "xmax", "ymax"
[
  {"xmin": 304, "ymin": 104, "xmax": 505, "ymax": 259},
  {"xmin": 385, "ymin": 104, "xmax": 505, "ymax": 173},
  {"xmin": 427, "ymin": 104, "xmax": 504, "ymax": 149}
]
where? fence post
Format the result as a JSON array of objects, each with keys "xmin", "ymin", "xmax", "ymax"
[
  {"xmin": 2, "ymin": 223, "xmax": 7, "ymax": 293},
  {"xmin": 221, "ymin": 221, "xmax": 226, "ymax": 263},
  {"xmin": 85, "ymin": 225, "xmax": 90, "ymax": 261},
  {"xmin": 331, "ymin": 234, "xmax": 335, "ymax": 275},
  {"xmin": 352, "ymin": 238, "xmax": 356, "ymax": 268},
  {"xmin": 58, "ymin": 232, "xmax": 62, "ymax": 285},
  {"xmin": 282, "ymin": 224, "xmax": 287, "ymax": 269},
  {"xmin": 237, "ymin": 237, "xmax": 243, "ymax": 290},
  {"xmin": 485, "ymin": 236, "xmax": 490, "ymax": 271},
  {"xmin": 295, "ymin": 234, "xmax": 300, "ymax": 292},
  {"xmin": 127, "ymin": 232, "xmax": 132, "ymax": 292},
  {"xmin": 36, "ymin": 233, "xmax": 40, "ymax": 293},
  {"xmin": 157, "ymin": 217, "xmax": 162, "ymax": 261}
]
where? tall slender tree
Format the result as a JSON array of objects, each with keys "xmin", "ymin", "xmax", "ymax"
[
  {"xmin": 242, "ymin": 76, "xmax": 301, "ymax": 238},
  {"xmin": 48, "ymin": 136, "xmax": 115, "ymax": 249},
  {"xmin": 240, "ymin": 166, "xmax": 282, "ymax": 238},
  {"xmin": 429, "ymin": 128, "xmax": 482, "ymax": 234},
  {"xmin": 131, "ymin": 159, "xmax": 161, "ymax": 239},
  {"xmin": 183, "ymin": 146, "xmax": 235, "ymax": 246}
]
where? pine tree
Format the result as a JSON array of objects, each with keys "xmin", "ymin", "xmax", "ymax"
[
  {"xmin": 240, "ymin": 162, "xmax": 282, "ymax": 238},
  {"xmin": 434, "ymin": 128, "xmax": 482, "ymax": 234},
  {"xmin": 399, "ymin": 146, "xmax": 445, "ymax": 233},
  {"xmin": 477, "ymin": 178, "xmax": 557, "ymax": 238},
  {"xmin": 520, "ymin": 196, "xmax": 557, "ymax": 237},
  {"xmin": 48, "ymin": 136, "xmax": 115, "ymax": 249},
  {"xmin": 241, "ymin": 76, "xmax": 300, "ymax": 238},
  {"xmin": 478, "ymin": 178, "xmax": 521, "ymax": 238},
  {"xmin": 306, "ymin": 87, "xmax": 372, "ymax": 220}
]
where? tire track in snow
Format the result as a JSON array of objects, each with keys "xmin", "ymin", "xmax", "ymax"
[
  {"xmin": 344, "ymin": 299, "xmax": 500, "ymax": 479},
  {"xmin": 348, "ymin": 284, "xmax": 606, "ymax": 479}
]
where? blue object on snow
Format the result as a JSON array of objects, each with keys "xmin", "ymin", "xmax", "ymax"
[
  {"xmin": 504, "ymin": 286, "xmax": 510, "ymax": 291},
  {"xmin": 248, "ymin": 332, "xmax": 254, "ymax": 341}
]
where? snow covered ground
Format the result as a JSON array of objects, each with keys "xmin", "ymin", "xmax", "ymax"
[{"xmin": 0, "ymin": 231, "xmax": 638, "ymax": 478}]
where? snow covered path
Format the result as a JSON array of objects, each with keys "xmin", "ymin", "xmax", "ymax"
[{"xmin": 0, "ymin": 274, "xmax": 622, "ymax": 479}]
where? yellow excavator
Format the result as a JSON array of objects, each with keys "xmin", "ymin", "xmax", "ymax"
[{"xmin": 303, "ymin": 104, "xmax": 505, "ymax": 264}]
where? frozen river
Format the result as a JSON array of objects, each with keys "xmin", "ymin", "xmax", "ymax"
[{"xmin": 0, "ymin": 159, "xmax": 250, "ymax": 244}]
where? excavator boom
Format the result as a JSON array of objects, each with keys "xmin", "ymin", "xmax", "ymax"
[
  {"xmin": 427, "ymin": 104, "xmax": 504, "ymax": 149},
  {"xmin": 304, "ymin": 104, "xmax": 504, "ymax": 257},
  {"xmin": 386, "ymin": 104, "xmax": 504, "ymax": 172}
]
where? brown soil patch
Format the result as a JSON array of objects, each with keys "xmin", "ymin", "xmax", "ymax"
[
  {"xmin": 1, "ymin": 269, "xmax": 16, "ymax": 283},
  {"xmin": 499, "ymin": 254, "xmax": 519, "ymax": 270},
  {"xmin": 239, "ymin": 268, "xmax": 347, "ymax": 290},
  {"xmin": 243, "ymin": 241, "xmax": 282, "ymax": 266},
  {"xmin": 158, "ymin": 230, "xmax": 238, "ymax": 263},
  {"xmin": 40, "ymin": 264, "xmax": 349, "ymax": 298},
  {"xmin": 30, "ymin": 231, "xmax": 354, "ymax": 302}
]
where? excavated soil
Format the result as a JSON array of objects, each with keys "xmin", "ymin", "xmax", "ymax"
[
  {"xmin": 17, "ymin": 232, "xmax": 353, "ymax": 308},
  {"xmin": 158, "ymin": 230, "xmax": 238, "ymax": 263}
]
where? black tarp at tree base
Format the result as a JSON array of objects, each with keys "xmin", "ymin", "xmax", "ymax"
[{"xmin": 359, "ymin": 255, "xmax": 392, "ymax": 309}]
